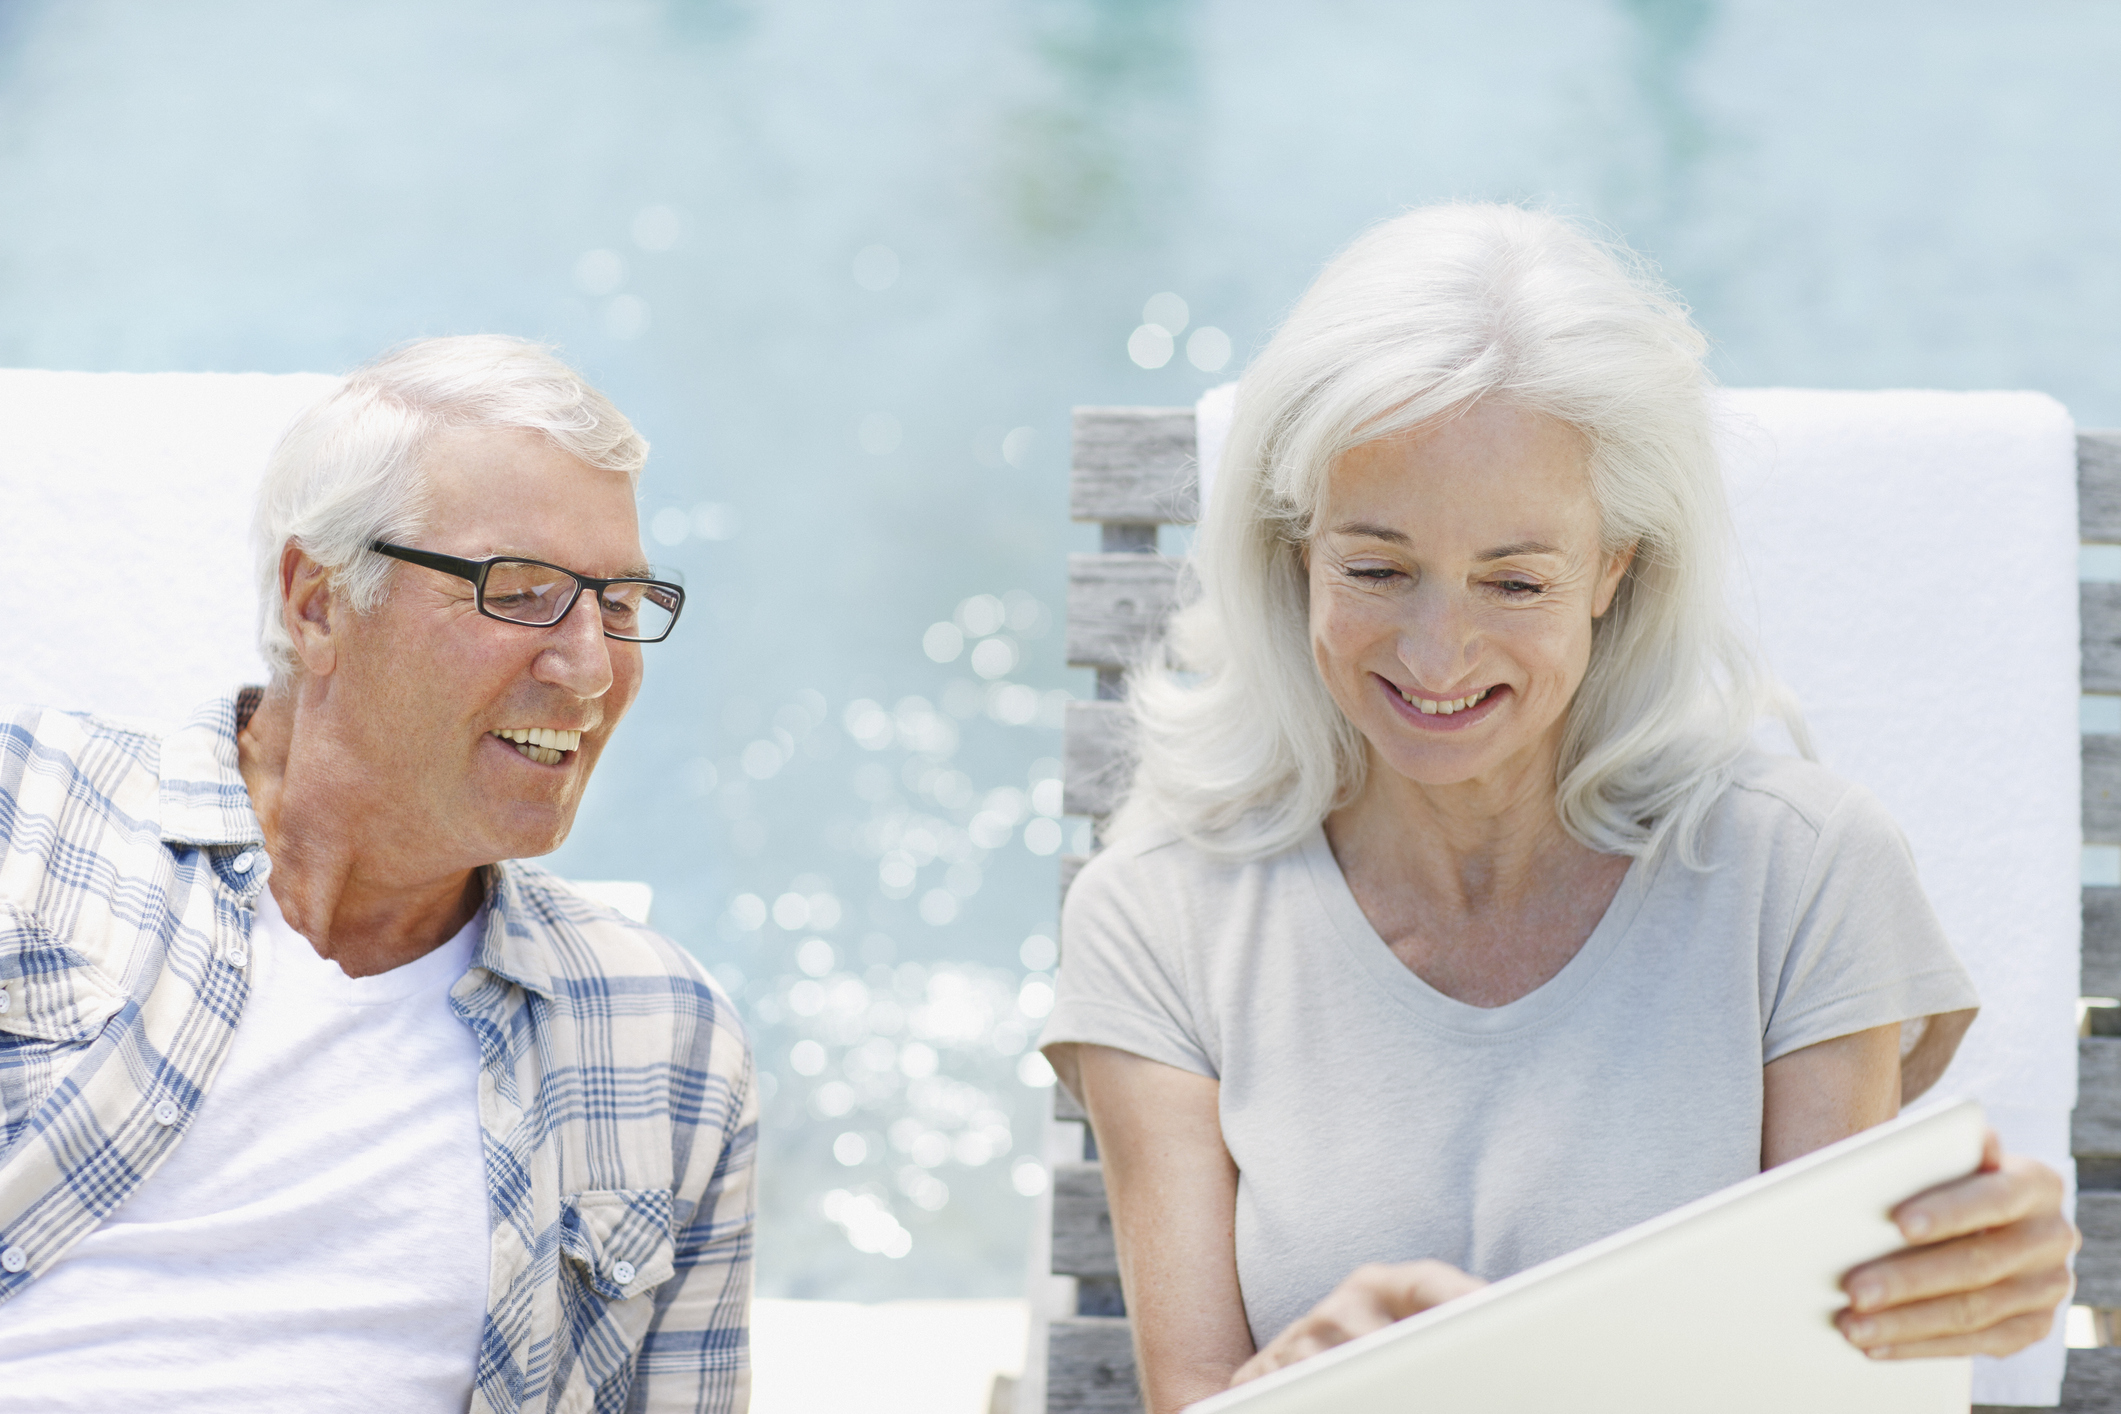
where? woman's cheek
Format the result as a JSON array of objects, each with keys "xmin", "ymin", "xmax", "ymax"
[
  {"xmin": 1312, "ymin": 595, "xmax": 1387, "ymax": 668},
  {"xmin": 1511, "ymin": 611, "xmax": 1598, "ymax": 707}
]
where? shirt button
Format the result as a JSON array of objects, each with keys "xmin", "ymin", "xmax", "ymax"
[
  {"xmin": 1, "ymin": 1247, "xmax": 25, "ymax": 1273},
  {"xmin": 152, "ymin": 1099, "xmax": 180, "ymax": 1127},
  {"xmin": 226, "ymin": 947, "xmax": 249, "ymax": 967},
  {"xmin": 230, "ymin": 851, "xmax": 257, "ymax": 873},
  {"xmin": 611, "ymin": 1260, "xmax": 637, "ymax": 1286},
  {"xmin": 0, "ymin": 986, "xmax": 11, "ymax": 1014}
]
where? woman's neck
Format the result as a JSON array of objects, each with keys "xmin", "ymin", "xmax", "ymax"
[
  {"xmin": 1323, "ymin": 735, "xmax": 1631, "ymax": 1007},
  {"xmin": 1326, "ymin": 736, "xmax": 1580, "ymax": 916}
]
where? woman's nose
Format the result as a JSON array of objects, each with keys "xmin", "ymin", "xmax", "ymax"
[{"xmin": 1395, "ymin": 585, "xmax": 1478, "ymax": 686}]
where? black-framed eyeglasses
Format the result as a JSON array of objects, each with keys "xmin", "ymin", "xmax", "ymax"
[{"xmin": 370, "ymin": 541, "xmax": 685, "ymax": 643}]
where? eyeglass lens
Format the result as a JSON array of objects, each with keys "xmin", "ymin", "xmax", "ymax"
[{"xmin": 482, "ymin": 560, "xmax": 679, "ymax": 641}]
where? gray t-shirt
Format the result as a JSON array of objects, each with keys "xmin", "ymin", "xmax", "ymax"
[{"xmin": 1040, "ymin": 753, "xmax": 1979, "ymax": 1347}]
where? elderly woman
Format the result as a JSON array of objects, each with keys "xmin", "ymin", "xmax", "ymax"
[{"xmin": 1039, "ymin": 204, "xmax": 2075, "ymax": 1412}]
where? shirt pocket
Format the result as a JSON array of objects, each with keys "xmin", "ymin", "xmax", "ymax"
[
  {"xmin": 559, "ymin": 1187, "xmax": 678, "ymax": 1298},
  {"xmin": 552, "ymin": 1187, "xmax": 678, "ymax": 1408},
  {"xmin": 0, "ymin": 902, "xmax": 125, "ymax": 1044}
]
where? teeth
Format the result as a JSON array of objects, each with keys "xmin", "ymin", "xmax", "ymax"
[
  {"xmin": 1399, "ymin": 686, "xmax": 1490, "ymax": 717},
  {"xmin": 494, "ymin": 727, "xmax": 582, "ymax": 752},
  {"xmin": 493, "ymin": 728, "xmax": 580, "ymax": 764}
]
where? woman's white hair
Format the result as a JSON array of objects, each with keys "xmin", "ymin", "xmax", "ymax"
[
  {"xmin": 252, "ymin": 334, "xmax": 648, "ymax": 688},
  {"xmin": 1113, "ymin": 202, "xmax": 1801, "ymax": 862}
]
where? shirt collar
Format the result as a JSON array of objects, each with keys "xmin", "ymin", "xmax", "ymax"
[
  {"xmin": 157, "ymin": 689, "xmax": 267, "ymax": 848},
  {"xmin": 475, "ymin": 863, "xmax": 559, "ymax": 999}
]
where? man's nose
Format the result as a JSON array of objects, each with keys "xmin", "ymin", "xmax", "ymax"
[{"xmin": 533, "ymin": 589, "xmax": 616, "ymax": 697}]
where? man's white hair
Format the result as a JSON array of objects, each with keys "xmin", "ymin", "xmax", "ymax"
[
  {"xmin": 1113, "ymin": 202, "xmax": 1802, "ymax": 862},
  {"xmin": 252, "ymin": 335, "xmax": 648, "ymax": 689}
]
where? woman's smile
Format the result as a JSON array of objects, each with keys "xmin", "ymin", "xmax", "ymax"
[{"xmin": 1376, "ymin": 674, "xmax": 1510, "ymax": 731}]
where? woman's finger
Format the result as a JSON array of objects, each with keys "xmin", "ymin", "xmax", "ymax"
[
  {"xmin": 1847, "ymin": 1307, "xmax": 2063, "ymax": 1362},
  {"xmin": 1842, "ymin": 1208, "xmax": 2076, "ymax": 1314},
  {"xmin": 1838, "ymin": 1268, "xmax": 2075, "ymax": 1354},
  {"xmin": 1229, "ymin": 1262, "xmax": 1486, "ymax": 1386},
  {"xmin": 1886, "ymin": 1149, "xmax": 2061, "ymax": 1248},
  {"xmin": 1845, "ymin": 1206, "xmax": 2075, "ymax": 1314},
  {"xmin": 1369, "ymin": 1260, "xmax": 1488, "ymax": 1319}
]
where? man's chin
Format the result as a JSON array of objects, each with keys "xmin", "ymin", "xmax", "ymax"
[
  {"xmin": 464, "ymin": 795, "xmax": 583, "ymax": 864},
  {"xmin": 500, "ymin": 813, "xmax": 578, "ymax": 861}
]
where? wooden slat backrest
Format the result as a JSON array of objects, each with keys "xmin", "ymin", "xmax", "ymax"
[
  {"xmin": 1044, "ymin": 415, "xmax": 2121, "ymax": 1412},
  {"xmin": 1070, "ymin": 407, "xmax": 1200, "ymax": 526},
  {"xmin": 2071, "ymin": 429, "xmax": 2121, "ymax": 1411},
  {"xmin": 1046, "ymin": 408, "xmax": 1197, "ymax": 1413}
]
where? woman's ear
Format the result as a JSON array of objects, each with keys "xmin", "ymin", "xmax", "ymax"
[
  {"xmin": 1591, "ymin": 542, "xmax": 1637, "ymax": 619},
  {"xmin": 280, "ymin": 544, "xmax": 340, "ymax": 678}
]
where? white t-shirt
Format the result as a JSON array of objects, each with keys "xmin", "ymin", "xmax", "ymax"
[
  {"xmin": 1040, "ymin": 753, "xmax": 1980, "ymax": 1347},
  {"xmin": 0, "ymin": 885, "xmax": 490, "ymax": 1411}
]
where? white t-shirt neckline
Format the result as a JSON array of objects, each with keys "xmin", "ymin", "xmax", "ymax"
[
  {"xmin": 256, "ymin": 885, "xmax": 479, "ymax": 1004},
  {"xmin": 1299, "ymin": 825, "xmax": 1660, "ymax": 1038}
]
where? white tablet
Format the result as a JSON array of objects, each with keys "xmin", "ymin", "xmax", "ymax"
[{"xmin": 1188, "ymin": 1099, "xmax": 1989, "ymax": 1414}]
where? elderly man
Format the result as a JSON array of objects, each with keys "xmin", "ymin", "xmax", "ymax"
[{"xmin": 0, "ymin": 337, "xmax": 753, "ymax": 1412}]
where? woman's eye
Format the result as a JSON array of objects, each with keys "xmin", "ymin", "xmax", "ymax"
[
  {"xmin": 1347, "ymin": 566, "xmax": 1399, "ymax": 582},
  {"xmin": 1494, "ymin": 579, "xmax": 1546, "ymax": 596}
]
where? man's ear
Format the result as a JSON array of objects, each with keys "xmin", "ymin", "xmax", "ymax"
[
  {"xmin": 280, "ymin": 544, "xmax": 339, "ymax": 678},
  {"xmin": 1590, "ymin": 541, "xmax": 1638, "ymax": 619}
]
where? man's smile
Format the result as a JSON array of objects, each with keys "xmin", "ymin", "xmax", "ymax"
[{"xmin": 491, "ymin": 726, "xmax": 582, "ymax": 765}]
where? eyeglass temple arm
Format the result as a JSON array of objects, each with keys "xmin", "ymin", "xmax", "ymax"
[{"xmin": 370, "ymin": 541, "xmax": 483, "ymax": 580}]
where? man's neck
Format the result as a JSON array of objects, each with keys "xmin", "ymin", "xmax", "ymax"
[{"xmin": 237, "ymin": 688, "xmax": 484, "ymax": 979}]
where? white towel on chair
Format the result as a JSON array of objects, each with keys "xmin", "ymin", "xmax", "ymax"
[
  {"xmin": 1197, "ymin": 383, "xmax": 2083, "ymax": 1405},
  {"xmin": 0, "ymin": 369, "xmax": 341, "ymax": 724}
]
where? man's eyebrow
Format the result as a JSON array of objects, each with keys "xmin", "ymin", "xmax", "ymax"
[{"xmin": 491, "ymin": 548, "xmax": 658, "ymax": 578}]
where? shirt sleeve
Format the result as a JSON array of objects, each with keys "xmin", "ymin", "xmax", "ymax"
[
  {"xmin": 632, "ymin": 1009, "xmax": 757, "ymax": 1413},
  {"xmin": 1760, "ymin": 781, "xmax": 1982, "ymax": 1064},
  {"xmin": 1038, "ymin": 839, "xmax": 1220, "ymax": 1080}
]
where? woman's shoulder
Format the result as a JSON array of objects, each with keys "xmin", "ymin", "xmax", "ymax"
[
  {"xmin": 1072, "ymin": 820, "xmax": 1306, "ymax": 900},
  {"xmin": 1699, "ymin": 751, "xmax": 1908, "ymax": 860},
  {"xmin": 1063, "ymin": 823, "xmax": 1317, "ymax": 958}
]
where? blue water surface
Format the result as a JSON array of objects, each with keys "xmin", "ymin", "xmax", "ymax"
[{"xmin": 1, "ymin": 0, "xmax": 2115, "ymax": 1300}]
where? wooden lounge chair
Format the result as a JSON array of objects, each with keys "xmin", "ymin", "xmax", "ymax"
[{"xmin": 1035, "ymin": 407, "xmax": 2121, "ymax": 1413}]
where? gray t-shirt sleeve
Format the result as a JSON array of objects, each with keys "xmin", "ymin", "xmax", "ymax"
[
  {"xmin": 1758, "ymin": 780, "xmax": 1981, "ymax": 1064},
  {"xmin": 1038, "ymin": 840, "xmax": 1219, "ymax": 1080}
]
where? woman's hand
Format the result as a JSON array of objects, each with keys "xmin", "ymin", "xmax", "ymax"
[
  {"xmin": 1228, "ymin": 1261, "xmax": 1487, "ymax": 1388},
  {"xmin": 1837, "ymin": 1131, "xmax": 2077, "ymax": 1358}
]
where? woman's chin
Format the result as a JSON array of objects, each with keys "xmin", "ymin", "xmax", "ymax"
[{"xmin": 1361, "ymin": 721, "xmax": 1561, "ymax": 796}]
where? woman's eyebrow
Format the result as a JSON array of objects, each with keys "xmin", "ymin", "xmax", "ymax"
[
  {"xmin": 1331, "ymin": 521, "xmax": 1410, "ymax": 543},
  {"xmin": 1478, "ymin": 541, "xmax": 1562, "ymax": 560},
  {"xmin": 1329, "ymin": 524, "xmax": 1562, "ymax": 562}
]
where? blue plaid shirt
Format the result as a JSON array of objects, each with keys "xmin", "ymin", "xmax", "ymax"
[{"xmin": 0, "ymin": 694, "xmax": 756, "ymax": 1412}]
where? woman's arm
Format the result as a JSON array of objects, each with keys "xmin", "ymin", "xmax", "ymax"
[
  {"xmin": 1761, "ymin": 1020, "xmax": 1902, "ymax": 1167},
  {"xmin": 1046, "ymin": 1042, "xmax": 1256, "ymax": 1414},
  {"xmin": 1765, "ymin": 1023, "xmax": 2077, "ymax": 1359}
]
